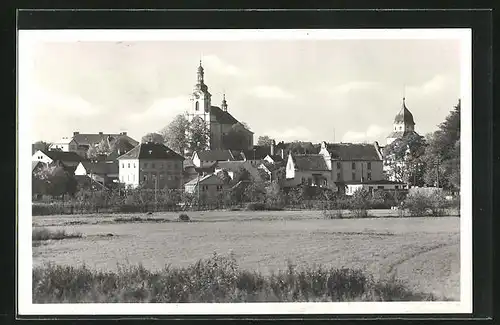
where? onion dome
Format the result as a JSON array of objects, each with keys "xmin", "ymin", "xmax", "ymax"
[{"xmin": 394, "ymin": 97, "xmax": 415, "ymax": 125}]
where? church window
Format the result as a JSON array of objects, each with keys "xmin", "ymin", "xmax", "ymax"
[
  {"xmin": 352, "ymin": 172, "xmax": 356, "ymax": 180},
  {"xmin": 367, "ymin": 172, "xmax": 372, "ymax": 180},
  {"xmin": 367, "ymin": 162, "xmax": 371, "ymax": 170},
  {"xmin": 195, "ymin": 101, "xmax": 199, "ymax": 111},
  {"xmin": 352, "ymin": 162, "xmax": 356, "ymax": 169},
  {"xmin": 337, "ymin": 162, "xmax": 341, "ymax": 169}
]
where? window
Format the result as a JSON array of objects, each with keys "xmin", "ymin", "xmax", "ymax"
[
  {"xmin": 195, "ymin": 101, "xmax": 199, "ymax": 111},
  {"xmin": 122, "ymin": 163, "xmax": 125, "ymax": 168},
  {"xmin": 352, "ymin": 162, "xmax": 356, "ymax": 169},
  {"xmin": 369, "ymin": 186, "xmax": 373, "ymax": 191},
  {"xmin": 395, "ymin": 185, "xmax": 399, "ymax": 189},
  {"xmin": 144, "ymin": 174, "xmax": 148, "ymax": 182},
  {"xmin": 337, "ymin": 172, "xmax": 341, "ymax": 180},
  {"xmin": 202, "ymin": 185, "xmax": 208, "ymax": 191},
  {"xmin": 367, "ymin": 172, "xmax": 372, "ymax": 180},
  {"xmin": 301, "ymin": 177, "xmax": 306, "ymax": 184},
  {"xmin": 144, "ymin": 163, "xmax": 148, "ymax": 168},
  {"xmin": 217, "ymin": 185, "xmax": 223, "ymax": 191},
  {"xmin": 322, "ymin": 179, "xmax": 328, "ymax": 187},
  {"xmin": 127, "ymin": 163, "xmax": 130, "ymax": 168},
  {"xmin": 133, "ymin": 163, "xmax": 136, "ymax": 168},
  {"xmin": 367, "ymin": 162, "xmax": 371, "ymax": 170},
  {"xmin": 151, "ymin": 163, "xmax": 155, "ymax": 169},
  {"xmin": 352, "ymin": 172, "xmax": 356, "ymax": 180},
  {"xmin": 127, "ymin": 175, "xmax": 130, "ymax": 181},
  {"xmin": 337, "ymin": 162, "xmax": 341, "ymax": 169},
  {"xmin": 377, "ymin": 186, "xmax": 384, "ymax": 190}
]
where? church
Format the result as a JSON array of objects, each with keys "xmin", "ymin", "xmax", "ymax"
[
  {"xmin": 186, "ymin": 61, "xmax": 254, "ymax": 151},
  {"xmin": 386, "ymin": 97, "xmax": 419, "ymax": 145}
]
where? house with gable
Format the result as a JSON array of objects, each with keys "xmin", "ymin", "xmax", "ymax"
[
  {"xmin": 32, "ymin": 150, "xmax": 85, "ymax": 174},
  {"xmin": 74, "ymin": 161, "xmax": 119, "ymax": 188},
  {"xmin": 51, "ymin": 131, "xmax": 139, "ymax": 158},
  {"xmin": 184, "ymin": 173, "xmax": 229, "ymax": 202},
  {"xmin": 191, "ymin": 149, "xmax": 237, "ymax": 168},
  {"xmin": 117, "ymin": 142, "xmax": 184, "ymax": 189},
  {"xmin": 284, "ymin": 153, "xmax": 332, "ymax": 188}
]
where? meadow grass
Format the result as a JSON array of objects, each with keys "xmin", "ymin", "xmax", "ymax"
[
  {"xmin": 32, "ymin": 253, "xmax": 437, "ymax": 303},
  {"xmin": 32, "ymin": 227, "xmax": 82, "ymax": 242}
]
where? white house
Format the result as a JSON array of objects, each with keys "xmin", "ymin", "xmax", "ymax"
[
  {"xmin": 344, "ymin": 180, "xmax": 408, "ymax": 196},
  {"xmin": 117, "ymin": 142, "xmax": 184, "ymax": 189},
  {"xmin": 74, "ymin": 161, "xmax": 119, "ymax": 186},
  {"xmin": 32, "ymin": 150, "xmax": 84, "ymax": 173},
  {"xmin": 192, "ymin": 149, "xmax": 237, "ymax": 168}
]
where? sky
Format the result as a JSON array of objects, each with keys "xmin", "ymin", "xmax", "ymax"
[{"xmin": 21, "ymin": 35, "xmax": 462, "ymax": 145}]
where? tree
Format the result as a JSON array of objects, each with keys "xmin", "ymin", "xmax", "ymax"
[
  {"xmin": 161, "ymin": 114, "xmax": 190, "ymax": 155},
  {"xmin": 87, "ymin": 139, "xmax": 111, "ymax": 159},
  {"xmin": 383, "ymin": 132, "xmax": 427, "ymax": 186},
  {"xmin": 257, "ymin": 136, "xmax": 274, "ymax": 146},
  {"xmin": 142, "ymin": 132, "xmax": 165, "ymax": 144},
  {"xmin": 421, "ymin": 100, "xmax": 461, "ymax": 190},
  {"xmin": 33, "ymin": 141, "xmax": 52, "ymax": 153},
  {"xmin": 188, "ymin": 117, "xmax": 210, "ymax": 152},
  {"xmin": 33, "ymin": 165, "xmax": 77, "ymax": 199},
  {"xmin": 216, "ymin": 169, "xmax": 231, "ymax": 185}
]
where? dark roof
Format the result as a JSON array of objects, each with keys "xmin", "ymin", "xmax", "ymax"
[
  {"xmin": 267, "ymin": 154, "xmax": 284, "ymax": 162},
  {"xmin": 42, "ymin": 150, "xmax": 84, "ymax": 162},
  {"xmin": 242, "ymin": 146, "xmax": 271, "ymax": 160},
  {"xmin": 117, "ymin": 142, "xmax": 184, "ymax": 160},
  {"xmin": 73, "ymin": 133, "xmax": 139, "ymax": 146},
  {"xmin": 387, "ymin": 130, "xmax": 420, "ymax": 140},
  {"xmin": 394, "ymin": 98, "xmax": 415, "ymax": 125},
  {"xmin": 210, "ymin": 106, "xmax": 239, "ymax": 125},
  {"xmin": 260, "ymin": 160, "xmax": 284, "ymax": 172},
  {"xmin": 196, "ymin": 149, "xmax": 234, "ymax": 162},
  {"xmin": 230, "ymin": 150, "xmax": 244, "ymax": 161},
  {"xmin": 324, "ymin": 143, "xmax": 381, "ymax": 161},
  {"xmin": 184, "ymin": 174, "xmax": 224, "ymax": 186},
  {"xmin": 80, "ymin": 161, "xmax": 118, "ymax": 175},
  {"xmin": 292, "ymin": 154, "xmax": 329, "ymax": 171}
]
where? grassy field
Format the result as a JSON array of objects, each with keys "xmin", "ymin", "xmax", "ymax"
[{"xmin": 32, "ymin": 210, "xmax": 460, "ymax": 301}]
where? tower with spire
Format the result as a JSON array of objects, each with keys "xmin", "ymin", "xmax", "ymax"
[
  {"xmin": 386, "ymin": 97, "xmax": 417, "ymax": 145},
  {"xmin": 221, "ymin": 93, "xmax": 228, "ymax": 112}
]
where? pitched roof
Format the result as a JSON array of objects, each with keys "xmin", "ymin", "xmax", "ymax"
[
  {"xmin": 210, "ymin": 106, "xmax": 239, "ymax": 125},
  {"xmin": 196, "ymin": 149, "xmax": 234, "ymax": 161},
  {"xmin": 184, "ymin": 173, "xmax": 224, "ymax": 186},
  {"xmin": 80, "ymin": 161, "xmax": 119, "ymax": 175},
  {"xmin": 291, "ymin": 154, "xmax": 329, "ymax": 171},
  {"xmin": 266, "ymin": 154, "xmax": 284, "ymax": 162},
  {"xmin": 230, "ymin": 150, "xmax": 244, "ymax": 161},
  {"xmin": 72, "ymin": 133, "xmax": 139, "ymax": 147},
  {"xmin": 324, "ymin": 143, "xmax": 381, "ymax": 161},
  {"xmin": 117, "ymin": 142, "xmax": 184, "ymax": 160},
  {"xmin": 42, "ymin": 150, "xmax": 84, "ymax": 162},
  {"xmin": 215, "ymin": 161, "xmax": 262, "ymax": 180},
  {"xmin": 394, "ymin": 98, "xmax": 415, "ymax": 125},
  {"xmin": 32, "ymin": 161, "xmax": 44, "ymax": 172},
  {"xmin": 260, "ymin": 160, "xmax": 284, "ymax": 172},
  {"xmin": 241, "ymin": 146, "xmax": 271, "ymax": 160}
]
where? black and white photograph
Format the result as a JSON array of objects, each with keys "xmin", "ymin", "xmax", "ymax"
[{"xmin": 18, "ymin": 28, "xmax": 472, "ymax": 315}]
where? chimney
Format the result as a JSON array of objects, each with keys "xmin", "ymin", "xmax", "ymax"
[
  {"xmin": 121, "ymin": 131, "xmax": 127, "ymax": 135},
  {"xmin": 280, "ymin": 148, "xmax": 284, "ymax": 159},
  {"xmin": 73, "ymin": 131, "xmax": 79, "ymax": 136},
  {"xmin": 99, "ymin": 132, "xmax": 103, "ymax": 135},
  {"xmin": 270, "ymin": 140, "xmax": 275, "ymax": 156}
]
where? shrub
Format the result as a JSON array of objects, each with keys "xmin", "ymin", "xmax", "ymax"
[
  {"xmin": 323, "ymin": 209, "xmax": 344, "ymax": 219},
  {"xmin": 32, "ymin": 228, "xmax": 82, "ymax": 241},
  {"xmin": 178, "ymin": 214, "xmax": 190, "ymax": 222},
  {"xmin": 403, "ymin": 192, "xmax": 430, "ymax": 217},
  {"xmin": 32, "ymin": 254, "xmax": 438, "ymax": 303},
  {"xmin": 245, "ymin": 202, "xmax": 266, "ymax": 211}
]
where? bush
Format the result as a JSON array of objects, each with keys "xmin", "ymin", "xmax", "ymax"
[
  {"xmin": 178, "ymin": 214, "xmax": 190, "ymax": 222},
  {"xmin": 245, "ymin": 202, "xmax": 266, "ymax": 211},
  {"xmin": 32, "ymin": 253, "xmax": 438, "ymax": 303},
  {"xmin": 323, "ymin": 209, "xmax": 344, "ymax": 219},
  {"xmin": 32, "ymin": 228, "xmax": 82, "ymax": 241},
  {"xmin": 404, "ymin": 190, "xmax": 448, "ymax": 217}
]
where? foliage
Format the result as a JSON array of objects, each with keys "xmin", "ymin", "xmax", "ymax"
[
  {"xmin": 160, "ymin": 114, "xmax": 190, "ymax": 155},
  {"xmin": 32, "ymin": 228, "xmax": 82, "ymax": 241},
  {"xmin": 403, "ymin": 190, "xmax": 448, "ymax": 217},
  {"xmin": 32, "ymin": 165, "xmax": 78, "ymax": 198},
  {"xmin": 243, "ymin": 181, "xmax": 266, "ymax": 202},
  {"xmin": 32, "ymin": 253, "xmax": 437, "ymax": 303},
  {"xmin": 265, "ymin": 181, "xmax": 285, "ymax": 208},
  {"xmin": 421, "ymin": 100, "xmax": 461, "ymax": 190},
  {"xmin": 257, "ymin": 136, "xmax": 274, "ymax": 146},
  {"xmin": 141, "ymin": 132, "xmax": 165, "ymax": 144},
  {"xmin": 188, "ymin": 116, "xmax": 210, "ymax": 152},
  {"xmin": 178, "ymin": 214, "xmax": 190, "ymax": 222},
  {"xmin": 33, "ymin": 141, "xmax": 52, "ymax": 153},
  {"xmin": 215, "ymin": 169, "xmax": 232, "ymax": 185},
  {"xmin": 349, "ymin": 189, "xmax": 371, "ymax": 218},
  {"xmin": 383, "ymin": 133, "xmax": 427, "ymax": 186},
  {"xmin": 87, "ymin": 139, "xmax": 112, "ymax": 159}
]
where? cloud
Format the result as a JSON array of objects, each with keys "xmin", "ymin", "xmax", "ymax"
[
  {"xmin": 264, "ymin": 126, "xmax": 313, "ymax": 141},
  {"xmin": 202, "ymin": 55, "xmax": 244, "ymax": 76},
  {"xmin": 249, "ymin": 85, "xmax": 295, "ymax": 99},
  {"xmin": 331, "ymin": 81, "xmax": 381, "ymax": 94},
  {"xmin": 407, "ymin": 75, "xmax": 448, "ymax": 95},
  {"xmin": 128, "ymin": 96, "xmax": 190, "ymax": 123},
  {"xmin": 341, "ymin": 124, "xmax": 385, "ymax": 143},
  {"xmin": 25, "ymin": 82, "xmax": 100, "ymax": 117}
]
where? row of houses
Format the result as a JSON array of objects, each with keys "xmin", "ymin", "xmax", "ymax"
[{"xmin": 33, "ymin": 135, "xmax": 406, "ymax": 201}]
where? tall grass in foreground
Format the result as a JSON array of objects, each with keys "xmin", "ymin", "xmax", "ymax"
[
  {"xmin": 32, "ymin": 228, "xmax": 82, "ymax": 241},
  {"xmin": 33, "ymin": 253, "xmax": 438, "ymax": 303}
]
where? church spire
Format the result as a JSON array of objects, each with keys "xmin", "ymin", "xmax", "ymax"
[
  {"xmin": 197, "ymin": 60, "xmax": 204, "ymax": 84},
  {"xmin": 221, "ymin": 92, "xmax": 228, "ymax": 112}
]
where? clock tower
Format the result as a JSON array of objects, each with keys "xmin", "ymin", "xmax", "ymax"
[{"xmin": 189, "ymin": 60, "xmax": 212, "ymax": 130}]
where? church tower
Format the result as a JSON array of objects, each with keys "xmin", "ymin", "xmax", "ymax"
[
  {"xmin": 189, "ymin": 60, "xmax": 212, "ymax": 126},
  {"xmin": 386, "ymin": 97, "xmax": 416, "ymax": 145},
  {"xmin": 187, "ymin": 60, "xmax": 212, "ymax": 150}
]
